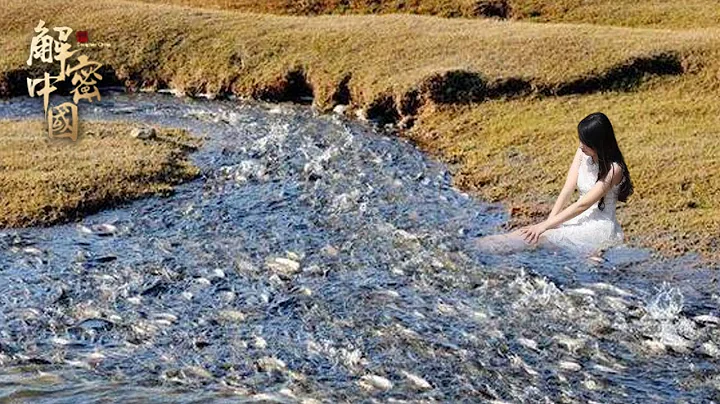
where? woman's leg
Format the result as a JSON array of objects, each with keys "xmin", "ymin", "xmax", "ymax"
[{"xmin": 474, "ymin": 229, "xmax": 537, "ymax": 254}]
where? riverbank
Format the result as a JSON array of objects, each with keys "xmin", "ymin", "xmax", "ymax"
[
  {"xmin": 0, "ymin": 119, "xmax": 201, "ymax": 228},
  {"xmin": 1, "ymin": 0, "xmax": 718, "ymax": 266}
]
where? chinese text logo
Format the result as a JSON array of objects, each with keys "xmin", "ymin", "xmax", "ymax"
[{"xmin": 26, "ymin": 20, "xmax": 104, "ymax": 141}]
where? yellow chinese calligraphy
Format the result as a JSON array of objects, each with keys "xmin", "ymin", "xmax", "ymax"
[
  {"xmin": 47, "ymin": 102, "xmax": 79, "ymax": 141},
  {"xmin": 67, "ymin": 55, "xmax": 103, "ymax": 104},
  {"xmin": 26, "ymin": 20, "xmax": 103, "ymax": 142}
]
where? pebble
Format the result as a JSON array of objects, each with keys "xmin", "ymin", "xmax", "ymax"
[{"xmin": 130, "ymin": 127, "xmax": 157, "ymax": 140}]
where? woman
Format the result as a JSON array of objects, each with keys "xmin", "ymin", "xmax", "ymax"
[{"xmin": 474, "ymin": 112, "xmax": 634, "ymax": 257}]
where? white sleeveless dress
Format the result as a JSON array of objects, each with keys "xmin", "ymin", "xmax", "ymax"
[{"xmin": 540, "ymin": 150, "xmax": 625, "ymax": 254}]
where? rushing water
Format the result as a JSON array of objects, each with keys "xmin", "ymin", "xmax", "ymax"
[{"xmin": 0, "ymin": 91, "xmax": 718, "ymax": 403}]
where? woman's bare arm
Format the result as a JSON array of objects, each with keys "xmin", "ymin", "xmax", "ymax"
[{"xmin": 548, "ymin": 147, "xmax": 582, "ymax": 219}]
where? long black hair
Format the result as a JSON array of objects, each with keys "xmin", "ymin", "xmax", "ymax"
[{"xmin": 577, "ymin": 112, "xmax": 634, "ymax": 211}]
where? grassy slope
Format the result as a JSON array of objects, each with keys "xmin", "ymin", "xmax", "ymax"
[
  {"xmin": 1, "ymin": 0, "xmax": 718, "ymax": 265},
  {"xmin": 0, "ymin": 120, "xmax": 201, "ymax": 228},
  {"xmin": 135, "ymin": 0, "xmax": 720, "ymax": 29}
]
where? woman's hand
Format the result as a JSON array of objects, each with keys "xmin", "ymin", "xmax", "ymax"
[{"xmin": 518, "ymin": 222, "xmax": 548, "ymax": 245}]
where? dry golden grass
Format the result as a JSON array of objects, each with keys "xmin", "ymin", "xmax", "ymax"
[
  {"xmin": 1, "ymin": 0, "xmax": 719, "ymax": 265},
  {"xmin": 0, "ymin": 119, "xmax": 201, "ymax": 228},
  {"xmin": 2, "ymin": 0, "xmax": 719, "ymax": 105},
  {"xmin": 136, "ymin": 0, "xmax": 720, "ymax": 29}
]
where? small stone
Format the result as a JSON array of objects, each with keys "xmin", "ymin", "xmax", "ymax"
[{"xmin": 130, "ymin": 127, "xmax": 156, "ymax": 140}]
